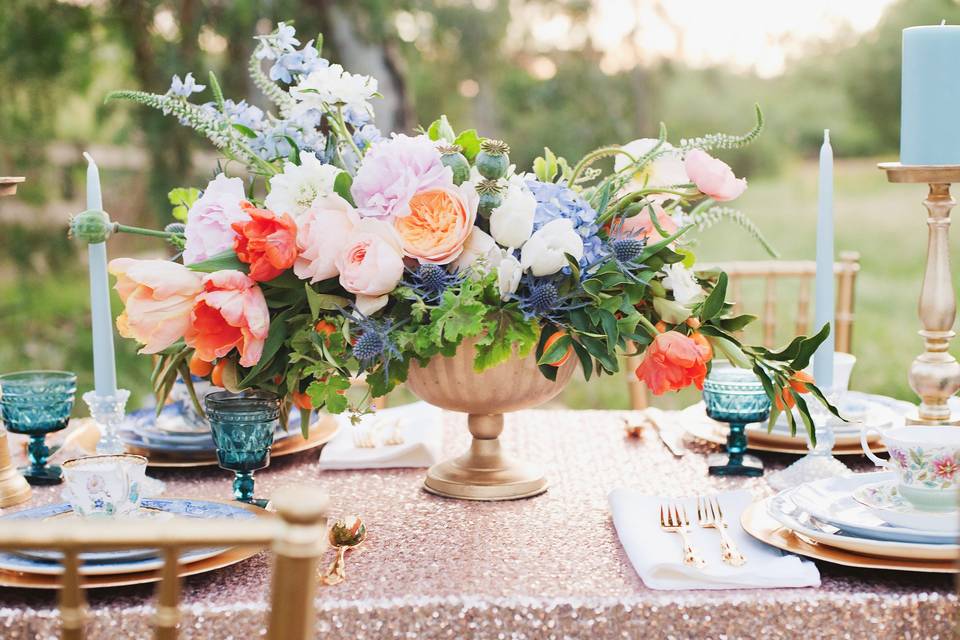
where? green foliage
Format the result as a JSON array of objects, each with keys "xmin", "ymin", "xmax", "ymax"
[{"xmin": 168, "ymin": 187, "xmax": 200, "ymax": 222}]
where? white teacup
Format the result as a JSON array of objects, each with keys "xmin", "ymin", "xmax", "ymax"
[
  {"xmin": 860, "ymin": 425, "xmax": 960, "ymax": 512},
  {"xmin": 62, "ymin": 454, "xmax": 148, "ymax": 518}
]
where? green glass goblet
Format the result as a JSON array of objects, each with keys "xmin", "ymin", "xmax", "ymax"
[
  {"xmin": 0, "ymin": 371, "xmax": 77, "ymax": 485},
  {"xmin": 205, "ymin": 390, "xmax": 279, "ymax": 508},
  {"xmin": 702, "ymin": 367, "xmax": 771, "ymax": 477}
]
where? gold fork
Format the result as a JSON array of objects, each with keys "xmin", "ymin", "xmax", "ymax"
[
  {"xmin": 697, "ymin": 495, "xmax": 746, "ymax": 566},
  {"xmin": 659, "ymin": 503, "xmax": 706, "ymax": 568}
]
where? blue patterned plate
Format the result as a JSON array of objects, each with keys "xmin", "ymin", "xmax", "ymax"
[{"xmin": 0, "ymin": 498, "xmax": 257, "ymax": 575}]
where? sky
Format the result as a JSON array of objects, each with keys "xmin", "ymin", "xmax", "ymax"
[{"xmin": 524, "ymin": 0, "xmax": 900, "ymax": 77}]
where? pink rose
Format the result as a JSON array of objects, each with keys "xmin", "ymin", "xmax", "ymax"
[
  {"xmin": 684, "ymin": 149, "xmax": 747, "ymax": 202},
  {"xmin": 619, "ymin": 203, "xmax": 679, "ymax": 241},
  {"xmin": 394, "ymin": 184, "xmax": 478, "ymax": 264},
  {"xmin": 335, "ymin": 219, "xmax": 405, "ymax": 299},
  {"xmin": 184, "ymin": 270, "xmax": 269, "ymax": 367},
  {"xmin": 108, "ymin": 258, "xmax": 203, "ymax": 354},
  {"xmin": 350, "ymin": 134, "xmax": 453, "ymax": 220},
  {"xmin": 294, "ymin": 194, "xmax": 358, "ymax": 283},
  {"xmin": 183, "ymin": 174, "xmax": 250, "ymax": 265}
]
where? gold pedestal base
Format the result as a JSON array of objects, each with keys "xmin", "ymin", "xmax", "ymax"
[
  {"xmin": 0, "ymin": 431, "xmax": 31, "ymax": 508},
  {"xmin": 423, "ymin": 435, "xmax": 547, "ymax": 501}
]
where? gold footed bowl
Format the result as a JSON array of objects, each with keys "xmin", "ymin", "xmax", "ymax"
[{"xmin": 405, "ymin": 339, "xmax": 576, "ymax": 501}]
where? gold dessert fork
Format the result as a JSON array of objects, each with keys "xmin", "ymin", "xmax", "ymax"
[
  {"xmin": 659, "ymin": 503, "xmax": 706, "ymax": 568},
  {"xmin": 697, "ymin": 495, "xmax": 746, "ymax": 566}
]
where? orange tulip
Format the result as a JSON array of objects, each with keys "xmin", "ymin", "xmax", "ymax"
[{"xmin": 635, "ymin": 331, "xmax": 708, "ymax": 395}]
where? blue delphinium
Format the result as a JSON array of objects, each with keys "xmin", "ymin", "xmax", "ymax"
[
  {"xmin": 255, "ymin": 22, "xmax": 300, "ymax": 60},
  {"xmin": 269, "ymin": 41, "xmax": 326, "ymax": 84},
  {"xmin": 525, "ymin": 179, "xmax": 604, "ymax": 266}
]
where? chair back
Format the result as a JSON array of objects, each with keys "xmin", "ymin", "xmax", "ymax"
[
  {"xmin": 626, "ymin": 252, "xmax": 860, "ymax": 410},
  {"xmin": 0, "ymin": 486, "xmax": 329, "ymax": 640}
]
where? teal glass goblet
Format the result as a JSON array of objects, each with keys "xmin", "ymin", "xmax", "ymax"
[
  {"xmin": 0, "ymin": 371, "xmax": 77, "ymax": 485},
  {"xmin": 702, "ymin": 367, "xmax": 771, "ymax": 477},
  {"xmin": 205, "ymin": 390, "xmax": 279, "ymax": 508}
]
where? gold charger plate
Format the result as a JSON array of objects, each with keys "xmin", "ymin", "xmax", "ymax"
[
  {"xmin": 684, "ymin": 418, "xmax": 886, "ymax": 456},
  {"xmin": 740, "ymin": 499, "xmax": 958, "ymax": 574},
  {"xmin": 125, "ymin": 414, "xmax": 339, "ymax": 468}
]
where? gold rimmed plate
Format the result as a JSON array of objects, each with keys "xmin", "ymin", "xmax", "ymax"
[
  {"xmin": 127, "ymin": 414, "xmax": 339, "ymax": 468},
  {"xmin": 741, "ymin": 498, "xmax": 958, "ymax": 573}
]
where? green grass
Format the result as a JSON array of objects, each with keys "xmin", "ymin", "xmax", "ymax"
[{"xmin": 1, "ymin": 158, "xmax": 954, "ymax": 413}]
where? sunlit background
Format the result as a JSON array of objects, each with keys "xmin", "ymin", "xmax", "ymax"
[{"xmin": 1, "ymin": 0, "xmax": 957, "ymax": 411}]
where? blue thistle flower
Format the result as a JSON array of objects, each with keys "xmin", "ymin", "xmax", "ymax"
[
  {"xmin": 402, "ymin": 264, "xmax": 463, "ymax": 304},
  {"xmin": 587, "ymin": 216, "xmax": 650, "ymax": 282},
  {"xmin": 346, "ymin": 310, "xmax": 403, "ymax": 374},
  {"xmin": 515, "ymin": 275, "xmax": 587, "ymax": 321}
]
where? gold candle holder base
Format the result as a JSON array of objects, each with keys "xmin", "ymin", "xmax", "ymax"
[
  {"xmin": 406, "ymin": 339, "xmax": 576, "ymax": 501},
  {"xmin": 0, "ymin": 430, "xmax": 31, "ymax": 508},
  {"xmin": 879, "ymin": 163, "xmax": 960, "ymax": 425}
]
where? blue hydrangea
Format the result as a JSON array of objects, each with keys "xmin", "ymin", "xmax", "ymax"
[
  {"xmin": 269, "ymin": 41, "xmax": 327, "ymax": 84},
  {"xmin": 525, "ymin": 179, "xmax": 604, "ymax": 267},
  {"xmin": 168, "ymin": 72, "xmax": 205, "ymax": 97}
]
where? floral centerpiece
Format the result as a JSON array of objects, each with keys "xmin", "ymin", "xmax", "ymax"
[{"xmin": 72, "ymin": 21, "xmax": 838, "ymax": 450}]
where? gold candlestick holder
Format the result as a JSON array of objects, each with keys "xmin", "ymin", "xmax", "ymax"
[
  {"xmin": 879, "ymin": 163, "xmax": 960, "ymax": 425},
  {"xmin": 0, "ymin": 176, "xmax": 32, "ymax": 506}
]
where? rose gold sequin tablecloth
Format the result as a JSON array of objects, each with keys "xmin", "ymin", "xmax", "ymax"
[{"xmin": 0, "ymin": 410, "xmax": 955, "ymax": 639}]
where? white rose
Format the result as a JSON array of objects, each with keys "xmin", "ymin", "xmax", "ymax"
[
  {"xmin": 661, "ymin": 263, "xmax": 705, "ymax": 306},
  {"xmin": 451, "ymin": 227, "xmax": 501, "ymax": 277},
  {"xmin": 489, "ymin": 177, "xmax": 536, "ymax": 249},
  {"xmin": 496, "ymin": 251, "xmax": 523, "ymax": 301},
  {"xmin": 265, "ymin": 152, "xmax": 343, "ymax": 218},
  {"xmin": 614, "ymin": 138, "xmax": 688, "ymax": 191},
  {"xmin": 520, "ymin": 219, "xmax": 584, "ymax": 277}
]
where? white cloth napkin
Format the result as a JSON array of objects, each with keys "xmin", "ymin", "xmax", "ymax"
[
  {"xmin": 318, "ymin": 402, "xmax": 443, "ymax": 470},
  {"xmin": 609, "ymin": 489, "xmax": 820, "ymax": 590}
]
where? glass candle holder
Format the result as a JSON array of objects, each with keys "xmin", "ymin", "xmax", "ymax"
[
  {"xmin": 204, "ymin": 390, "xmax": 279, "ymax": 507},
  {"xmin": 702, "ymin": 367, "xmax": 771, "ymax": 477},
  {"xmin": 0, "ymin": 371, "xmax": 77, "ymax": 485}
]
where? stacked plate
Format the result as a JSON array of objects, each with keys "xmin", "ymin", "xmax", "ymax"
[
  {"xmin": 0, "ymin": 498, "xmax": 264, "ymax": 588},
  {"xmin": 743, "ymin": 472, "xmax": 959, "ymax": 573}
]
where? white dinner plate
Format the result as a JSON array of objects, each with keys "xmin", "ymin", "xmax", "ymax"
[{"xmin": 767, "ymin": 492, "xmax": 959, "ymax": 561}]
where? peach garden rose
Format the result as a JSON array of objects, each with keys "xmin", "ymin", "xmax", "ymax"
[{"xmin": 394, "ymin": 184, "xmax": 478, "ymax": 264}]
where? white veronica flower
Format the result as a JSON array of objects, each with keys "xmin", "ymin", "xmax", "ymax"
[
  {"xmin": 290, "ymin": 64, "xmax": 378, "ymax": 118},
  {"xmin": 661, "ymin": 263, "xmax": 705, "ymax": 306},
  {"xmin": 614, "ymin": 138, "xmax": 688, "ymax": 192},
  {"xmin": 265, "ymin": 153, "xmax": 343, "ymax": 218}
]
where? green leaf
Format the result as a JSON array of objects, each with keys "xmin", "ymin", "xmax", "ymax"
[
  {"xmin": 537, "ymin": 333, "xmax": 572, "ymax": 365},
  {"xmin": 653, "ymin": 297, "xmax": 691, "ymax": 324},
  {"xmin": 168, "ymin": 187, "xmax": 200, "ymax": 222},
  {"xmin": 306, "ymin": 376, "xmax": 350, "ymax": 414},
  {"xmin": 453, "ymin": 129, "xmax": 481, "ymax": 161},
  {"xmin": 430, "ymin": 290, "xmax": 486, "ymax": 345},
  {"xmin": 299, "ymin": 407, "xmax": 312, "ymax": 438},
  {"xmin": 187, "ymin": 250, "xmax": 248, "ymax": 274},
  {"xmin": 571, "ymin": 339, "xmax": 593, "ymax": 381},
  {"xmin": 232, "ymin": 123, "xmax": 258, "ymax": 139},
  {"xmin": 700, "ymin": 272, "xmax": 727, "ymax": 321},
  {"xmin": 427, "ymin": 115, "xmax": 455, "ymax": 143},
  {"xmin": 718, "ymin": 314, "xmax": 756, "ymax": 332},
  {"xmin": 333, "ymin": 171, "xmax": 355, "ymax": 206},
  {"xmin": 788, "ymin": 323, "xmax": 831, "ymax": 371},
  {"xmin": 305, "ymin": 284, "xmax": 350, "ymax": 319},
  {"xmin": 598, "ymin": 309, "xmax": 619, "ymax": 353},
  {"xmin": 474, "ymin": 310, "xmax": 540, "ymax": 371},
  {"xmin": 710, "ymin": 335, "xmax": 753, "ymax": 369}
]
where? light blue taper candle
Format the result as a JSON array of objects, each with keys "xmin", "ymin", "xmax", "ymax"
[
  {"xmin": 900, "ymin": 22, "xmax": 960, "ymax": 165},
  {"xmin": 812, "ymin": 130, "xmax": 835, "ymax": 391},
  {"xmin": 83, "ymin": 152, "xmax": 118, "ymax": 396}
]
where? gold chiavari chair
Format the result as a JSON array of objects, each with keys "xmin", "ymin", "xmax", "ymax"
[
  {"xmin": 626, "ymin": 251, "xmax": 861, "ymax": 410},
  {"xmin": 0, "ymin": 486, "xmax": 330, "ymax": 640}
]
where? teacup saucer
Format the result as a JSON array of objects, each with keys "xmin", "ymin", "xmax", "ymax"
[{"xmin": 853, "ymin": 481, "xmax": 958, "ymax": 534}]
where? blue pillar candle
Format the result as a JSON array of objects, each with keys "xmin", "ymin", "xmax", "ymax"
[
  {"xmin": 900, "ymin": 23, "xmax": 960, "ymax": 165},
  {"xmin": 813, "ymin": 130, "xmax": 835, "ymax": 391}
]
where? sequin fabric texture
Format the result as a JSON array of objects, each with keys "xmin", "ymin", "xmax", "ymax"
[{"xmin": 0, "ymin": 410, "xmax": 955, "ymax": 639}]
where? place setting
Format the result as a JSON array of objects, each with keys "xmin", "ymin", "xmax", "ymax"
[{"xmin": 0, "ymin": 7, "xmax": 958, "ymax": 639}]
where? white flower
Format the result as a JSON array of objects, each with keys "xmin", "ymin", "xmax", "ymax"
[
  {"xmin": 265, "ymin": 153, "xmax": 342, "ymax": 218},
  {"xmin": 451, "ymin": 227, "xmax": 501, "ymax": 277},
  {"xmin": 496, "ymin": 251, "xmax": 523, "ymax": 301},
  {"xmin": 614, "ymin": 138, "xmax": 688, "ymax": 192},
  {"xmin": 489, "ymin": 176, "xmax": 536, "ymax": 249},
  {"xmin": 290, "ymin": 64, "xmax": 378, "ymax": 118},
  {"xmin": 661, "ymin": 263, "xmax": 705, "ymax": 306},
  {"xmin": 520, "ymin": 219, "xmax": 584, "ymax": 277}
]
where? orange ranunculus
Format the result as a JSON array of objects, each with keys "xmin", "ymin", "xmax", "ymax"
[
  {"xmin": 184, "ymin": 270, "xmax": 269, "ymax": 367},
  {"xmin": 108, "ymin": 258, "xmax": 204, "ymax": 354},
  {"xmin": 634, "ymin": 331, "xmax": 708, "ymax": 395},
  {"xmin": 232, "ymin": 202, "xmax": 298, "ymax": 282},
  {"xmin": 394, "ymin": 185, "xmax": 478, "ymax": 264},
  {"xmin": 690, "ymin": 331, "xmax": 713, "ymax": 362}
]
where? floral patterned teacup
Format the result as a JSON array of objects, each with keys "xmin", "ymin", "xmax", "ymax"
[
  {"xmin": 861, "ymin": 425, "xmax": 960, "ymax": 512},
  {"xmin": 62, "ymin": 454, "xmax": 148, "ymax": 518}
]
